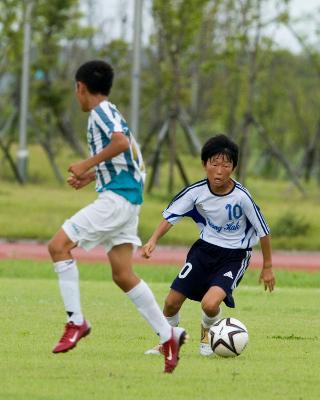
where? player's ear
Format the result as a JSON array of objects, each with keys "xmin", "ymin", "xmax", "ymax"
[{"xmin": 76, "ymin": 81, "xmax": 86, "ymax": 94}]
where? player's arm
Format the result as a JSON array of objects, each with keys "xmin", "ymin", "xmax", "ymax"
[
  {"xmin": 241, "ymin": 194, "xmax": 275, "ymax": 292},
  {"xmin": 141, "ymin": 220, "xmax": 173, "ymax": 259},
  {"xmin": 68, "ymin": 132, "xmax": 129, "ymax": 177},
  {"xmin": 258, "ymin": 234, "xmax": 275, "ymax": 292},
  {"xmin": 142, "ymin": 187, "xmax": 194, "ymax": 258}
]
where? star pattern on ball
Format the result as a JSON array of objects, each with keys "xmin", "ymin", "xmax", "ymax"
[{"xmin": 211, "ymin": 318, "xmax": 247, "ymax": 356}]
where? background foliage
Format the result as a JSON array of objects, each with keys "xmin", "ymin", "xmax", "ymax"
[{"xmin": 0, "ymin": 0, "xmax": 320, "ymax": 247}]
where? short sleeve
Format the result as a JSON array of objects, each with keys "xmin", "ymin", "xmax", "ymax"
[
  {"xmin": 92, "ymin": 104, "xmax": 123, "ymax": 140},
  {"xmin": 162, "ymin": 189, "xmax": 195, "ymax": 225},
  {"xmin": 241, "ymin": 194, "xmax": 270, "ymax": 237}
]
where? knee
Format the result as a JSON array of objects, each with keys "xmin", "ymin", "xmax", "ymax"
[
  {"xmin": 47, "ymin": 239, "xmax": 56, "ymax": 258},
  {"xmin": 48, "ymin": 238, "xmax": 64, "ymax": 259},
  {"xmin": 201, "ymin": 298, "xmax": 221, "ymax": 317},
  {"xmin": 112, "ymin": 270, "xmax": 128, "ymax": 288}
]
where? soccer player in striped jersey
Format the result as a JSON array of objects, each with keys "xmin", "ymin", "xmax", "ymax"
[
  {"xmin": 142, "ymin": 134, "xmax": 275, "ymax": 356},
  {"xmin": 48, "ymin": 60, "xmax": 187, "ymax": 373}
]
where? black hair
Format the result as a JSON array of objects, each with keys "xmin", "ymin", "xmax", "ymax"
[
  {"xmin": 75, "ymin": 60, "xmax": 114, "ymax": 95},
  {"xmin": 201, "ymin": 134, "xmax": 238, "ymax": 168}
]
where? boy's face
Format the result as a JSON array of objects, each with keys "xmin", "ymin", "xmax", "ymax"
[
  {"xmin": 203, "ymin": 154, "xmax": 234, "ymax": 188},
  {"xmin": 75, "ymin": 81, "xmax": 90, "ymax": 112}
]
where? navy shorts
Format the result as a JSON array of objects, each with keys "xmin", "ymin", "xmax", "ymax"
[{"xmin": 171, "ymin": 239, "xmax": 252, "ymax": 308}]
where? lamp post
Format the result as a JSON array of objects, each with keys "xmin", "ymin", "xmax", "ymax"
[
  {"xmin": 17, "ymin": 1, "xmax": 33, "ymax": 182},
  {"xmin": 130, "ymin": 0, "xmax": 143, "ymax": 139}
]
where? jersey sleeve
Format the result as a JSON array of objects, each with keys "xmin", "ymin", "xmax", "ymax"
[
  {"xmin": 162, "ymin": 188, "xmax": 195, "ymax": 225},
  {"xmin": 92, "ymin": 105, "xmax": 123, "ymax": 140},
  {"xmin": 241, "ymin": 193, "xmax": 270, "ymax": 238}
]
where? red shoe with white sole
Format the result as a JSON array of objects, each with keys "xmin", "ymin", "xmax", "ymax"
[
  {"xmin": 52, "ymin": 320, "xmax": 91, "ymax": 353},
  {"xmin": 162, "ymin": 327, "xmax": 188, "ymax": 373}
]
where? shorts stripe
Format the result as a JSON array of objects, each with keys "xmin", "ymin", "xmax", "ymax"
[{"xmin": 231, "ymin": 250, "xmax": 251, "ymax": 289}]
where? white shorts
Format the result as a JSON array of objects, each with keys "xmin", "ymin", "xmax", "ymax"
[{"xmin": 62, "ymin": 190, "xmax": 141, "ymax": 253}]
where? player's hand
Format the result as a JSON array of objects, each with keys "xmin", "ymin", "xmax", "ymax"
[
  {"xmin": 68, "ymin": 160, "xmax": 90, "ymax": 178},
  {"xmin": 259, "ymin": 267, "xmax": 275, "ymax": 292},
  {"xmin": 67, "ymin": 172, "xmax": 93, "ymax": 190},
  {"xmin": 141, "ymin": 240, "xmax": 156, "ymax": 259}
]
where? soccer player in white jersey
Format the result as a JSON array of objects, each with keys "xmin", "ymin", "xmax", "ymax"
[
  {"xmin": 141, "ymin": 134, "xmax": 275, "ymax": 356},
  {"xmin": 48, "ymin": 60, "xmax": 187, "ymax": 373}
]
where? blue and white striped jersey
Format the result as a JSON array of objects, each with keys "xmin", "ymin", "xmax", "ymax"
[
  {"xmin": 87, "ymin": 100, "xmax": 145, "ymax": 204},
  {"xmin": 163, "ymin": 179, "xmax": 270, "ymax": 249}
]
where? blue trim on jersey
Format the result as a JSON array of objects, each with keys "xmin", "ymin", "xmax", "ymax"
[
  {"xmin": 165, "ymin": 213, "xmax": 181, "ymax": 223},
  {"xmin": 185, "ymin": 206, "xmax": 207, "ymax": 225},
  {"xmin": 245, "ymin": 231, "xmax": 255, "ymax": 249},
  {"xmin": 206, "ymin": 179, "xmax": 236, "ymax": 197},
  {"xmin": 108, "ymin": 103, "xmax": 117, "ymax": 118},
  {"xmin": 95, "ymin": 122, "xmax": 117, "ymax": 178},
  {"xmin": 90, "ymin": 124, "xmax": 105, "ymax": 186},
  {"xmin": 165, "ymin": 206, "xmax": 206, "ymax": 226},
  {"xmin": 120, "ymin": 118, "xmax": 130, "ymax": 137},
  {"xmin": 95, "ymin": 105, "xmax": 115, "ymax": 132},
  {"xmin": 118, "ymin": 120, "xmax": 136, "ymax": 176},
  {"xmin": 100, "ymin": 170, "xmax": 143, "ymax": 204},
  {"xmin": 166, "ymin": 179, "xmax": 207, "ymax": 209},
  {"xmin": 254, "ymin": 204, "xmax": 269, "ymax": 233},
  {"xmin": 241, "ymin": 219, "xmax": 253, "ymax": 246},
  {"xmin": 124, "ymin": 148, "xmax": 135, "ymax": 174},
  {"xmin": 235, "ymin": 184, "xmax": 269, "ymax": 235}
]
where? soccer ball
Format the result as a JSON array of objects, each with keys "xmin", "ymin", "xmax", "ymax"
[{"xmin": 208, "ymin": 318, "xmax": 249, "ymax": 357}]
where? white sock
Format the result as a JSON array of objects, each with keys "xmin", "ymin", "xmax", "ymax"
[
  {"xmin": 201, "ymin": 308, "xmax": 222, "ymax": 329},
  {"xmin": 166, "ymin": 313, "xmax": 180, "ymax": 327},
  {"xmin": 53, "ymin": 259, "xmax": 84, "ymax": 325},
  {"xmin": 126, "ymin": 280, "xmax": 172, "ymax": 343}
]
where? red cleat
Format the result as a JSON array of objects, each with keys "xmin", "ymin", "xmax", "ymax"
[
  {"xmin": 52, "ymin": 320, "xmax": 91, "ymax": 353},
  {"xmin": 162, "ymin": 327, "xmax": 188, "ymax": 373}
]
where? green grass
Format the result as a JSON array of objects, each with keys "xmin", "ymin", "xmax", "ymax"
[
  {"xmin": 1, "ymin": 177, "xmax": 320, "ymax": 250},
  {"xmin": 1, "ymin": 145, "xmax": 320, "ymax": 249},
  {"xmin": 0, "ymin": 260, "xmax": 319, "ymax": 400},
  {"xmin": 1, "ymin": 259, "xmax": 320, "ymax": 287}
]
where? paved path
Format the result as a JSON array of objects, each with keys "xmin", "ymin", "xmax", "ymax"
[{"xmin": 0, "ymin": 241, "xmax": 319, "ymax": 272}]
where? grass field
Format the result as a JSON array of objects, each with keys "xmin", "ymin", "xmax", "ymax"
[{"xmin": 0, "ymin": 260, "xmax": 319, "ymax": 400}]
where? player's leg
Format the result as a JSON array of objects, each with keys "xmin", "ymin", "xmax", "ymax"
[
  {"xmin": 164, "ymin": 288, "xmax": 187, "ymax": 320},
  {"xmin": 200, "ymin": 248, "xmax": 252, "ymax": 356},
  {"xmin": 48, "ymin": 228, "xmax": 91, "ymax": 353},
  {"xmin": 108, "ymin": 243, "xmax": 188, "ymax": 373},
  {"xmin": 199, "ymin": 286, "xmax": 225, "ymax": 356},
  {"xmin": 145, "ymin": 289, "xmax": 186, "ymax": 355},
  {"xmin": 108, "ymin": 243, "xmax": 175, "ymax": 339},
  {"xmin": 48, "ymin": 228, "xmax": 76, "ymax": 261}
]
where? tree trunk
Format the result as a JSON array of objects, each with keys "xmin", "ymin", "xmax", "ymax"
[
  {"xmin": 237, "ymin": 0, "xmax": 262, "ymax": 184},
  {"xmin": 302, "ymin": 120, "xmax": 320, "ymax": 182},
  {"xmin": 0, "ymin": 138, "xmax": 24, "ymax": 184},
  {"xmin": 40, "ymin": 140, "xmax": 64, "ymax": 184},
  {"xmin": 168, "ymin": 112, "xmax": 177, "ymax": 194},
  {"xmin": 252, "ymin": 117, "xmax": 306, "ymax": 195},
  {"xmin": 55, "ymin": 111, "xmax": 86, "ymax": 157}
]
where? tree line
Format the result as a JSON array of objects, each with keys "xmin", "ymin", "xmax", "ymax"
[{"xmin": 0, "ymin": 0, "xmax": 319, "ymax": 193}]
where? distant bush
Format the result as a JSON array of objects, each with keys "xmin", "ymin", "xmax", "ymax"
[{"xmin": 272, "ymin": 212, "xmax": 310, "ymax": 237}]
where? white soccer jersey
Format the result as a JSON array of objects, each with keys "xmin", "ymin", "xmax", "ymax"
[
  {"xmin": 87, "ymin": 100, "xmax": 145, "ymax": 204},
  {"xmin": 163, "ymin": 179, "xmax": 270, "ymax": 249}
]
